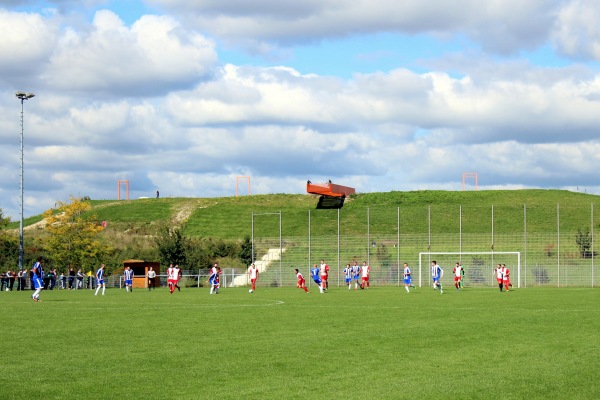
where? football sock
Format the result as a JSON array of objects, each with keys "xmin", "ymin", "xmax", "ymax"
[
  {"xmin": 95, "ymin": 286, "xmax": 100, "ymax": 295},
  {"xmin": 405, "ymin": 286, "xmax": 409, "ymax": 292}
]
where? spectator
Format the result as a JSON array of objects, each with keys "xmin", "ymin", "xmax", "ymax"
[
  {"xmin": 0, "ymin": 271, "xmax": 6, "ymax": 291},
  {"xmin": 60, "ymin": 271, "xmax": 67, "ymax": 289},
  {"xmin": 7, "ymin": 270, "xmax": 15, "ymax": 291},
  {"xmin": 76, "ymin": 269, "xmax": 84, "ymax": 289},
  {"xmin": 68, "ymin": 268, "xmax": 75, "ymax": 289},
  {"xmin": 50, "ymin": 268, "xmax": 58, "ymax": 290},
  {"xmin": 44, "ymin": 269, "xmax": 55, "ymax": 290},
  {"xmin": 17, "ymin": 269, "xmax": 27, "ymax": 291}
]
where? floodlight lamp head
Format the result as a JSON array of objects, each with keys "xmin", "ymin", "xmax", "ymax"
[{"xmin": 15, "ymin": 91, "xmax": 35, "ymax": 100}]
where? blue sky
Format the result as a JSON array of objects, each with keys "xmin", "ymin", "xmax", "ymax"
[{"xmin": 1, "ymin": 0, "xmax": 600, "ymax": 219}]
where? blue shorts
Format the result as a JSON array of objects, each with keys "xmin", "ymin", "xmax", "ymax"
[
  {"xmin": 209, "ymin": 278, "xmax": 217, "ymax": 285},
  {"xmin": 33, "ymin": 277, "xmax": 43, "ymax": 289},
  {"xmin": 353, "ymin": 275, "xmax": 360, "ymax": 281},
  {"xmin": 125, "ymin": 279, "xmax": 132, "ymax": 285},
  {"xmin": 345, "ymin": 278, "xmax": 351, "ymax": 283},
  {"xmin": 312, "ymin": 277, "xmax": 322, "ymax": 284},
  {"xmin": 432, "ymin": 277, "xmax": 440, "ymax": 283},
  {"xmin": 97, "ymin": 279, "xmax": 105, "ymax": 285},
  {"xmin": 403, "ymin": 277, "xmax": 412, "ymax": 285}
]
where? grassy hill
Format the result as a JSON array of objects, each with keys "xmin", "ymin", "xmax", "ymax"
[{"xmin": 67, "ymin": 189, "xmax": 600, "ymax": 240}]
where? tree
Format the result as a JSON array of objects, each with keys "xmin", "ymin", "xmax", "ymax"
[
  {"xmin": 576, "ymin": 228, "xmax": 594, "ymax": 258},
  {"xmin": 0, "ymin": 208, "xmax": 10, "ymax": 229},
  {"xmin": 43, "ymin": 196, "xmax": 106, "ymax": 270},
  {"xmin": 154, "ymin": 225, "xmax": 187, "ymax": 266},
  {"xmin": 238, "ymin": 235, "xmax": 253, "ymax": 266}
]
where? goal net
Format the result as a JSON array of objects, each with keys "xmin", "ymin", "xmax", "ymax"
[{"xmin": 418, "ymin": 252, "xmax": 521, "ymax": 289}]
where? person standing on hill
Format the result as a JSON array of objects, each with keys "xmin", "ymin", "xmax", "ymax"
[{"xmin": 248, "ymin": 263, "xmax": 259, "ymax": 293}]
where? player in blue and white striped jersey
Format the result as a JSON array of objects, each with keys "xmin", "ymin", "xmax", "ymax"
[
  {"xmin": 123, "ymin": 266, "xmax": 134, "ymax": 292},
  {"xmin": 431, "ymin": 261, "xmax": 444, "ymax": 294},
  {"xmin": 351, "ymin": 261, "xmax": 361, "ymax": 290},
  {"xmin": 343, "ymin": 264, "xmax": 352, "ymax": 290},
  {"xmin": 31, "ymin": 257, "xmax": 44, "ymax": 302},
  {"xmin": 94, "ymin": 264, "xmax": 106, "ymax": 296}
]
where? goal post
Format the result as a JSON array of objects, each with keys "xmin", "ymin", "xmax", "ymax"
[{"xmin": 418, "ymin": 252, "xmax": 521, "ymax": 289}]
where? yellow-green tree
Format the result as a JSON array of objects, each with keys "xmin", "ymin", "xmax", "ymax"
[{"xmin": 43, "ymin": 196, "xmax": 106, "ymax": 270}]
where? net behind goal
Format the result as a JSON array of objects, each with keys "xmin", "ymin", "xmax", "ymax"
[{"xmin": 418, "ymin": 252, "xmax": 521, "ymax": 289}]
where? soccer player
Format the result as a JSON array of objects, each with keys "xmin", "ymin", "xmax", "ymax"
[
  {"xmin": 351, "ymin": 260, "xmax": 361, "ymax": 290},
  {"xmin": 403, "ymin": 263, "xmax": 415, "ymax": 293},
  {"xmin": 123, "ymin": 266, "xmax": 134, "ymax": 292},
  {"xmin": 459, "ymin": 262, "xmax": 465, "ymax": 289},
  {"xmin": 320, "ymin": 259, "xmax": 329, "ymax": 291},
  {"xmin": 174, "ymin": 264, "xmax": 182, "ymax": 292},
  {"xmin": 31, "ymin": 257, "xmax": 44, "ymax": 302},
  {"xmin": 453, "ymin": 262, "xmax": 463, "ymax": 290},
  {"xmin": 343, "ymin": 264, "xmax": 352, "ymax": 290},
  {"xmin": 209, "ymin": 263, "xmax": 219, "ymax": 294},
  {"xmin": 310, "ymin": 264, "xmax": 324, "ymax": 293},
  {"xmin": 502, "ymin": 264, "xmax": 511, "ymax": 291},
  {"xmin": 248, "ymin": 263, "xmax": 259, "ymax": 293},
  {"xmin": 167, "ymin": 264, "xmax": 177, "ymax": 294},
  {"xmin": 494, "ymin": 264, "xmax": 504, "ymax": 292},
  {"xmin": 361, "ymin": 261, "xmax": 370, "ymax": 289},
  {"xmin": 94, "ymin": 264, "xmax": 106, "ymax": 296},
  {"xmin": 295, "ymin": 269, "xmax": 309, "ymax": 293},
  {"xmin": 431, "ymin": 261, "xmax": 443, "ymax": 293}
]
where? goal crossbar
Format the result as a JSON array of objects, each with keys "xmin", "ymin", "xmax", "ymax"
[{"xmin": 418, "ymin": 252, "xmax": 521, "ymax": 289}]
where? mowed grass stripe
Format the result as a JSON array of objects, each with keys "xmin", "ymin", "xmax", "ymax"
[{"xmin": 1, "ymin": 287, "xmax": 598, "ymax": 400}]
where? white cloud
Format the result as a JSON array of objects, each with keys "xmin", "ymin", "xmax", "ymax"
[
  {"xmin": 149, "ymin": 0, "xmax": 565, "ymax": 55},
  {"xmin": 552, "ymin": 0, "xmax": 600, "ymax": 60},
  {"xmin": 42, "ymin": 10, "xmax": 217, "ymax": 95}
]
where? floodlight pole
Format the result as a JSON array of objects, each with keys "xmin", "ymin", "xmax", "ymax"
[{"xmin": 16, "ymin": 91, "xmax": 35, "ymax": 272}]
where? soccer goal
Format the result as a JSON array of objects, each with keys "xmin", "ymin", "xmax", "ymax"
[{"xmin": 418, "ymin": 252, "xmax": 521, "ymax": 289}]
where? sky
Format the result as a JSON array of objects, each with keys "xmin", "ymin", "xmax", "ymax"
[{"xmin": 1, "ymin": 0, "xmax": 600, "ymax": 219}]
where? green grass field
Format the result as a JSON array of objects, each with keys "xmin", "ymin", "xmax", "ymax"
[{"xmin": 2, "ymin": 286, "xmax": 598, "ymax": 399}]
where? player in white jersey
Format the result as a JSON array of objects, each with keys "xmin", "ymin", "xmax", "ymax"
[
  {"xmin": 320, "ymin": 260, "xmax": 329, "ymax": 291},
  {"xmin": 452, "ymin": 262, "xmax": 463, "ymax": 291},
  {"xmin": 403, "ymin": 263, "xmax": 415, "ymax": 293},
  {"xmin": 431, "ymin": 261, "xmax": 443, "ymax": 294},
  {"xmin": 294, "ymin": 269, "xmax": 309, "ymax": 293},
  {"xmin": 361, "ymin": 261, "xmax": 370, "ymax": 289},
  {"xmin": 494, "ymin": 264, "xmax": 504, "ymax": 291},
  {"xmin": 167, "ymin": 264, "xmax": 178, "ymax": 294},
  {"xmin": 343, "ymin": 264, "xmax": 352, "ymax": 290},
  {"xmin": 248, "ymin": 263, "xmax": 259, "ymax": 293},
  {"xmin": 209, "ymin": 263, "xmax": 219, "ymax": 294},
  {"xmin": 502, "ymin": 264, "xmax": 511, "ymax": 291}
]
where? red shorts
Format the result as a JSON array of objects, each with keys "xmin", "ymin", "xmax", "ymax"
[
  {"xmin": 454, "ymin": 276, "xmax": 461, "ymax": 282},
  {"xmin": 496, "ymin": 278, "xmax": 503, "ymax": 284},
  {"xmin": 503, "ymin": 279, "xmax": 510, "ymax": 285},
  {"xmin": 362, "ymin": 277, "xmax": 369, "ymax": 282},
  {"xmin": 297, "ymin": 279, "xmax": 305, "ymax": 286},
  {"xmin": 321, "ymin": 275, "xmax": 328, "ymax": 280},
  {"xmin": 168, "ymin": 279, "xmax": 176, "ymax": 285},
  {"xmin": 251, "ymin": 278, "xmax": 257, "ymax": 284}
]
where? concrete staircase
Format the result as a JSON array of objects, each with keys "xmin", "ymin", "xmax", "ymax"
[{"xmin": 232, "ymin": 248, "xmax": 286, "ymax": 287}]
